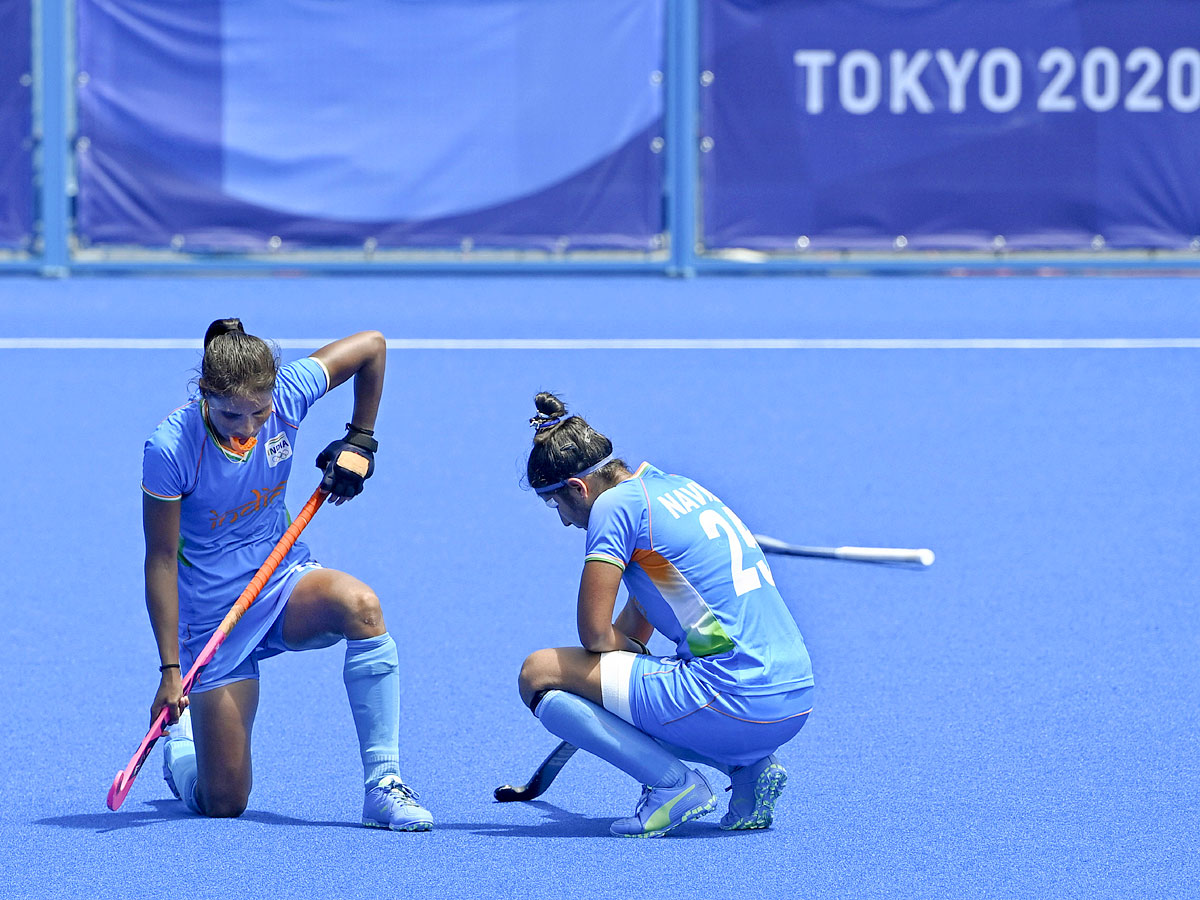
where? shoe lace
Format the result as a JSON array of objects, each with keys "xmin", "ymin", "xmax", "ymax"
[
  {"xmin": 378, "ymin": 777, "xmax": 422, "ymax": 806},
  {"xmin": 632, "ymin": 784, "xmax": 654, "ymax": 816}
]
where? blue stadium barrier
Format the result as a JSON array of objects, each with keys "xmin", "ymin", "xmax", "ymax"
[{"xmin": 4, "ymin": 0, "xmax": 1199, "ymax": 275}]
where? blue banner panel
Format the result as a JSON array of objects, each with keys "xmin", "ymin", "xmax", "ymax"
[
  {"xmin": 0, "ymin": 0, "xmax": 32, "ymax": 250},
  {"xmin": 76, "ymin": 0, "xmax": 664, "ymax": 253},
  {"xmin": 701, "ymin": 0, "xmax": 1200, "ymax": 252}
]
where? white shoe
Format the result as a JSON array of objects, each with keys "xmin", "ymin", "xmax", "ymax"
[
  {"xmin": 362, "ymin": 775, "xmax": 433, "ymax": 832},
  {"xmin": 167, "ymin": 706, "xmax": 193, "ymax": 741},
  {"xmin": 162, "ymin": 708, "xmax": 194, "ymax": 800}
]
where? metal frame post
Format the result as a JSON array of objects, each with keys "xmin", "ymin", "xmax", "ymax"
[
  {"xmin": 33, "ymin": 0, "xmax": 71, "ymax": 275},
  {"xmin": 665, "ymin": 0, "xmax": 698, "ymax": 277}
]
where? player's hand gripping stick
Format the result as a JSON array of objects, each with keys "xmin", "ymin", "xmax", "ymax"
[
  {"xmin": 316, "ymin": 424, "xmax": 377, "ymax": 500},
  {"xmin": 106, "ymin": 484, "xmax": 329, "ymax": 811}
]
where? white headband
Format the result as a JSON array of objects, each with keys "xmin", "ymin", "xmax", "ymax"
[{"xmin": 533, "ymin": 453, "xmax": 615, "ymax": 494}]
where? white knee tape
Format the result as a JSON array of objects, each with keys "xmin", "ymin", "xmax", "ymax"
[{"xmin": 599, "ymin": 650, "xmax": 637, "ymax": 725}]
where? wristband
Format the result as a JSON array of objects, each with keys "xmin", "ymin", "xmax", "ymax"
[
  {"xmin": 159, "ymin": 663, "xmax": 180, "ymax": 673},
  {"xmin": 342, "ymin": 426, "xmax": 378, "ymax": 454}
]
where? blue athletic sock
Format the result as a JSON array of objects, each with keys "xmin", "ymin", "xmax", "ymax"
[
  {"xmin": 343, "ymin": 632, "xmax": 402, "ymax": 790},
  {"xmin": 534, "ymin": 690, "xmax": 688, "ymax": 789}
]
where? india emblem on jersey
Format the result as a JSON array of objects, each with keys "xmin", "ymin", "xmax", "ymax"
[{"xmin": 265, "ymin": 432, "xmax": 292, "ymax": 468}]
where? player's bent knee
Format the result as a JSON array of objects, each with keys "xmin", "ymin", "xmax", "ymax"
[
  {"xmin": 518, "ymin": 649, "xmax": 556, "ymax": 704},
  {"xmin": 343, "ymin": 586, "xmax": 384, "ymax": 633},
  {"xmin": 196, "ymin": 770, "xmax": 252, "ymax": 818},
  {"xmin": 200, "ymin": 791, "xmax": 249, "ymax": 818}
]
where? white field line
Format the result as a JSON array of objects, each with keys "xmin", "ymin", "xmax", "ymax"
[{"xmin": 3, "ymin": 337, "xmax": 1200, "ymax": 350}]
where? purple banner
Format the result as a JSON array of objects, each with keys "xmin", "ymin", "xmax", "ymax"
[
  {"xmin": 701, "ymin": 0, "xmax": 1200, "ymax": 252},
  {"xmin": 76, "ymin": 0, "xmax": 665, "ymax": 254},
  {"xmin": 0, "ymin": 0, "xmax": 32, "ymax": 250}
]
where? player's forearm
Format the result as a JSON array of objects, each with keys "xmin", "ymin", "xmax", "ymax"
[
  {"xmin": 347, "ymin": 331, "xmax": 386, "ymax": 431},
  {"xmin": 615, "ymin": 630, "xmax": 650, "ymax": 655},
  {"xmin": 614, "ymin": 600, "xmax": 653, "ymax": 647},
  {"xmin": 579, "ymin": 623, "xmax": 630, "ymax": 654},
  {"xmin": 576, "ymin": 560, "xmax": 624, "ymax": 652},
  {"xmin": 144, "ymin": 553, "xmax": 181, "ymax": 666}
]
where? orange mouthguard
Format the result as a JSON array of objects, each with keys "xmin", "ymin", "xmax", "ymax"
[{"xmin": 231, "ymin": 436, "xmax": 258, "ymax": 453}]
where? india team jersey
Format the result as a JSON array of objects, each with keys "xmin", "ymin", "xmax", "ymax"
[
  {"xmin": 585, "ymin": 462, "xmax": 813, "ymax": 697},
  {"xmin": 141, "ymin": 357, "xmax": 328, "ymax": 627}
]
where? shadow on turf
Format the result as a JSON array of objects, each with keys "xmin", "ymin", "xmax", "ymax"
[
  {"xmin": 441, "ymin": 800, "xmax": 749, "ymax": 839},
  {"xmin": 41, "ymin": 800, "xmax": 759, "ymax": 839},
  {"xmin": 37, "ymin": 799, "xmax": 196, "ymax": 833},
  {"xmin": 37, "ymin": 800, "xmax": 358, "ymax": 833}
]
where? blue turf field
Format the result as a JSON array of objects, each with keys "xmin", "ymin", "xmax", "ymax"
[{"xmin": 2, "ymin": 275, "xmax": 1199, "ymax": 899}]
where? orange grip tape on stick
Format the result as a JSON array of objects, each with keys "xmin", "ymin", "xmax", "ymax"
[
  {"xmin": 216, "ymin": 488, "xmax": 326, "ymax": 637},
  {"xmin": 106, "ymin": 485, "xmax": 328, "ymax": 811}
]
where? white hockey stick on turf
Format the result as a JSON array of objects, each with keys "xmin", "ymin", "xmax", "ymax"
[{"xmin": 754, "ymin": 534, "xmax": 934, "ymax": 566}]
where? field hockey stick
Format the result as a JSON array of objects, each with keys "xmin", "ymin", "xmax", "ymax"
[
  {"xmin": 754, "ymin": 533, "xmax": 934, "ymax": 566},
  {"xmin": 106, "ymin": 484, "xmax": 329, "ymax": 811},
  {"xmin": 494, "ymin": 740, "xmax": 578, "ymax": 802}
]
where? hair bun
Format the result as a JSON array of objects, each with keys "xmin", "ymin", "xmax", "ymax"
[
  {"xmin": 530, "ymin": 392, "xmax": 569, "ymax": 434},
  {"xmin": 525, "ymin": 394, "xmax": 619, "ymax": 492},
  {"xmin": 204, "ymin": 318, "xmax": 246, "ymax": 349},
  {"xmin": 533, "ymin": 391, "xmax": 566, "ymax": 418}
]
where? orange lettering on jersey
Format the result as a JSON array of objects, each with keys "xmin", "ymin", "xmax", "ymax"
[{"xmin": 207, "ymin": 479, "xmax": 288, "ymax": 530}]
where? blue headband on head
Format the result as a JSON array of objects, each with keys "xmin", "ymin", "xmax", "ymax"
[{"xmin": 534, "ymin": 452, "xmax": 615, "ymax": 494}]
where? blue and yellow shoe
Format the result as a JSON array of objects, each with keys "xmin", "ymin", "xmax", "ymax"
[
  {"xmin": 363, "ymin": 775, "xmax": 433, "ymax": 832},
  {"xmin": 719, "ymin": 754, "xmax": 787, "ymax": 830},
  {"xmin": 610, "ymin": 768, "xmax": 716, "ymax": 838},
  {"xmin": 161, "ymin": 707, "xmax": 194, "ymax": 801}
]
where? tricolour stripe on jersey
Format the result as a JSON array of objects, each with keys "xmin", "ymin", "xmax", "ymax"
[{"xmin": 630, "ymin": 548, "xmax": 734, "ymax": 658}]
